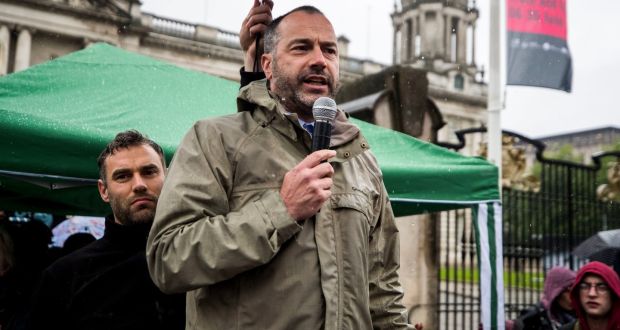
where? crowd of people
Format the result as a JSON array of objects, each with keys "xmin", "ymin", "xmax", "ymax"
[
  {"xmin": 1, "ymin": 1, "xmax": 619, "ymax": 330},
  {"xmin": 508, "ymin": 262, "xmax": 620, "ymax": 330}
]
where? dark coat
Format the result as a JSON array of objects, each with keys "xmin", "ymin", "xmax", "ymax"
[
  {"xmin": 513, "ymin": 303, "xmax": 554, "ymax": 330},
  {"xmin": 28, "ymin": 217, "xmax": 184, "ymax": 330},
  {"xmin": 559, "ymin": 320, "xmax": 578, "ymax": 330}
]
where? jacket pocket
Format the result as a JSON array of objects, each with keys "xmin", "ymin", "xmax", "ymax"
[{"xmin": 330, "ymin": 192, "xmax": 373, "ymax": 229}]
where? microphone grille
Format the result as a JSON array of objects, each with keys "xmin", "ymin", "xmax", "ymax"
[{"xmin": 312, "ymin": 97, "xmax": 338, "ymax": 122}]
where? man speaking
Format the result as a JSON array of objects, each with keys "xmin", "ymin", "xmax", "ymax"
[{"xmin": 147, "ymin": 5, "xmax": 409, "ymax": 329}]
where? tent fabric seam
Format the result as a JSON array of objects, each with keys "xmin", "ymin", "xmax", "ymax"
[{"xmin": 390, "ymin": 197, "xmax": 501, "ymax": 204}]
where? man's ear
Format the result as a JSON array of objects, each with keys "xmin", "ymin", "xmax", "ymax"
[
  {"xmin": 262, "ymin": 53, "xmax": 273, "ymax": 80},
  {"xmin": 97, "ymin": 179, "xmax": 109, "ymax": 203}
]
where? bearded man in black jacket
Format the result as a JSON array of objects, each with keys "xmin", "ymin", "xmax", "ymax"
[{"xmin": 27, "ymin": 130, "xmax": 184, "ymax": 330}]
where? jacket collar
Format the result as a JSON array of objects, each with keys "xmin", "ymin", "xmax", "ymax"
[{"xmin": 237, "ymin": 80, "xmax": 366, "ymax": 159}]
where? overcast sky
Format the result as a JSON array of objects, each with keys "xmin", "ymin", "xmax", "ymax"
[{"xmin": 140, "ymin": 0, "xmax": 619, "ymax": 139}]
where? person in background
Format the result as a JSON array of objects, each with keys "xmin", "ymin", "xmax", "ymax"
[
  {"xmin": 61, "ymin": 232, "xmax": 96, "ymax": 255},
  {"xmin": 1, "ymin": 218, "xmax": 52, "ymax": 330},
  {"xmin": 560, "ymin": 261, "xmax": 620, "ymax": 330},
  {"xmin": 27, "ymin": 130, "xmax": 184, "ymax": 330},
  {"xmin": 513, "ymin": 266, "xmax": 576, "ymax": 329},
  {"xmin": 0, "ymin": 220, "xmax": 16, "ymax": 330}
]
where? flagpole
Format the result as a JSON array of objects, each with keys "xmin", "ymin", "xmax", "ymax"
[
  {"xmin": 482, "ymin": 1, "xmax": 506, "ymax": 329},
  {"xmin": 488, "ymin": 0, "xmax": 504, "ymax": 188}
]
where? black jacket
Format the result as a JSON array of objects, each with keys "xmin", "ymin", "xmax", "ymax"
[
  {"xmin": 28, "ymin": 217, "xmax": 184, "ymax": 330},
  {"xmin": 558, "ymin": 320, "xmax": 577, "ymax": 330},
  {"xmin": 514, "ymin": 304, "xmax": 553, "ymax": 330},
  {"xmin": 514, "ymin": 302, "xmax": 575, "ymax": 330}
]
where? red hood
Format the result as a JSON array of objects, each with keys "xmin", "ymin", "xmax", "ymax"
[{"xmin": 570, "ymin": 261, "xmax": 620, "ymax": 330}]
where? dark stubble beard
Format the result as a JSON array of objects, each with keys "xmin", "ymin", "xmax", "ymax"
[
  {"xmin": 108, "ymin": 193, "xmax": 157, "ymax": 226},
  {"xmin": 272, "ymin": 58, "xmax": 339, "ymax": 118}
]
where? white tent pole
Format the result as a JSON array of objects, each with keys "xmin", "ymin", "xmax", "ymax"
[{"xmin": 487, "ymin": 0, "xmax": 504, "ymax": 187}]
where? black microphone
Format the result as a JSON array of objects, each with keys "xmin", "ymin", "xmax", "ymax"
[{"xmin": 311, "ymin": 97, "xmax": 338, "ymax": 152}]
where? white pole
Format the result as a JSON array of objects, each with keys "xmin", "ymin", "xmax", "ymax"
[
  {"xmin": 487, "ymin": 0, "xmax": 504, "ymax": 187},
  {"xmin": 483, "ymin": 2, "xmax": 506, "ymax": 330}
]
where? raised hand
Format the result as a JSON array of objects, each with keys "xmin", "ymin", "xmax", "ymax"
[{"xmin": 240, "ymin": 0, "xmax": 274, "ymax": 72}]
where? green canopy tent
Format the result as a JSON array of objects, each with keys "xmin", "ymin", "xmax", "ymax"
[{"xmin": 0, "ymin": 44, "xmax": 504, "ymax": 328}]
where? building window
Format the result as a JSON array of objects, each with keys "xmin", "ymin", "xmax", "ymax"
[{"xmin": 454, "ymin": 73, "xmax": 464, "ymax": 90}]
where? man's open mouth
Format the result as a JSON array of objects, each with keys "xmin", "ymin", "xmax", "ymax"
[{"xmin": 303, "ymin": 75, "xmax": 328, "ymax": 86}]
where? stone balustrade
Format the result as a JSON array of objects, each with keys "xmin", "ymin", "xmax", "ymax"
[{"xmin": 145, "ymin": 14, "xmax": 241, "ymax": 50}]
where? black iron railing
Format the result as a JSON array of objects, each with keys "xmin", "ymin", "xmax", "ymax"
[{"xmin": 436, "ymin": 128, "xmax": 620, "ymax": 327}]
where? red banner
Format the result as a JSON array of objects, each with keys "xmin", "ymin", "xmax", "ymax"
[{"xmin": 507, "ymin": 0, "xmax": 567, "ymax": 40}]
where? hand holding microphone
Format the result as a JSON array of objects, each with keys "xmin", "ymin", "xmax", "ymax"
[
  {"xmin": 280, "ymin": 97, "xmax": 338, "ymax": 221},
  {"xmin": 311, "ymin": 97, "xmax": 338, "ymax": 152}
]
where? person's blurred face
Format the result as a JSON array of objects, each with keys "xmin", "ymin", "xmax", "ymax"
[
  {"xmin": 263, "ymin": 11, "xmax": 340, "ymax": 121},
  {"xmin": 557, "ymin": 288, "xmax": 573, "ymax": 311},
  {"xmin": 97, "ymin": 144, "xmax": 165, "ymax": 226},
  {"xmin": 578, "ymin": 274, "xmax": 613, "ymax": 318}
]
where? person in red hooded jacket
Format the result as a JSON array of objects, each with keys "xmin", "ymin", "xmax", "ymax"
[{"xmin": 560, "ymin": 261, "xmax": 620, "ymax": 330}]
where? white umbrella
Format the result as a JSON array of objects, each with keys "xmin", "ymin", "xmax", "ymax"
[{"xmin": 51, "ymin": 216, "xmax": 105, "ymax": 248}]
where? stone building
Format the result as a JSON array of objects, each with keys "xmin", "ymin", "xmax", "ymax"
[
  {"xmin": 0, "ymin": 0, "xmax": 384, "ymax": 82},
  {"xmin": 386, "ymin": 1, "xmax": 489, "ymax": 325},
  {"xmin": 537, "ymin": 126, "xmax": 620, "ymax": 163},
  {"xmin": 391, "ymin": 0, "xmax": 487, "ymax": 155}
]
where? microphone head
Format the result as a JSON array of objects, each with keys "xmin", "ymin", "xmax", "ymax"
[{"xmin": 312, "ymin": 97, "xmax": 337, "ymax": 123}]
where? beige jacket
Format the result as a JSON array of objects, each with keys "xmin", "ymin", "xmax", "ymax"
[{"xmin": 147, "ymin": 80, "xmax": 409, "ymax": 330}]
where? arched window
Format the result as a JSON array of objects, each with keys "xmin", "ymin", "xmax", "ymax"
[{"xmin": 454, "ymin": 73, "xmax": 464, "ymax": 90}]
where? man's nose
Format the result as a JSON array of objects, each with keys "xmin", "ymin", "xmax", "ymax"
[
  {"xmin": 309, "ymin": 47, "xmax": 327, "ymax": 69},
  {"xmin": 132, "ymin": 175, "xmax": 147, "ymax": 192}
]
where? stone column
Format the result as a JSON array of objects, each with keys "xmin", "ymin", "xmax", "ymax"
[
  {"xmin": 444, "ymin": 14, "xmax": 451, "ymax": 61},
  {"xmin": 457, "ymin": 18, "xmax": 467, "ymax": 63},
  {"xmin": 418, "ymin": 12, "xmax": 425, "ymax": 57},
  {"xmin": 411, "ymin": 16, "xmax": 417, "ymax": 58},
  {"xmin": 338, "ymin": 35, "xmax": 350, "ymax": 58},
  {"xmin": 436, "ymin": 12, "xmax": 445, "ymax": 57},
  {"xmin": 397, "ymin": 214, "xmax": 439, "ymax": 327},
  {"xmin": 393, "ymin": 24, "xmax": 400, "ymax": 64},
  {"xmin": 14, "ymin": 28, "xmax": 32, "ymax": 72},
  {"xmin": 0, "ymin": 25, "xmax": 10, "ymax": 75},
  {"xmin": 471, "ymin": 22, "xmax": 477, "ymax": 66}
]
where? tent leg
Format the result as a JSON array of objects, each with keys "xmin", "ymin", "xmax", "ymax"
[{"xmin": 474, "ymin": 202, "xmax": 505, "ymax": 329}]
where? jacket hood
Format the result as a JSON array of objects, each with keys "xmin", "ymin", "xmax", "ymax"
[
  {"xmin": 237, "ymin": 80, "xmax": 360, "ymax": 149},
  {"xmin": 542, "ymin": 267, "xmax": 576, "ymax": 310},
  {"xmin": 570, "ymin": 261, "xmax": 620, "ymax": 330}
]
